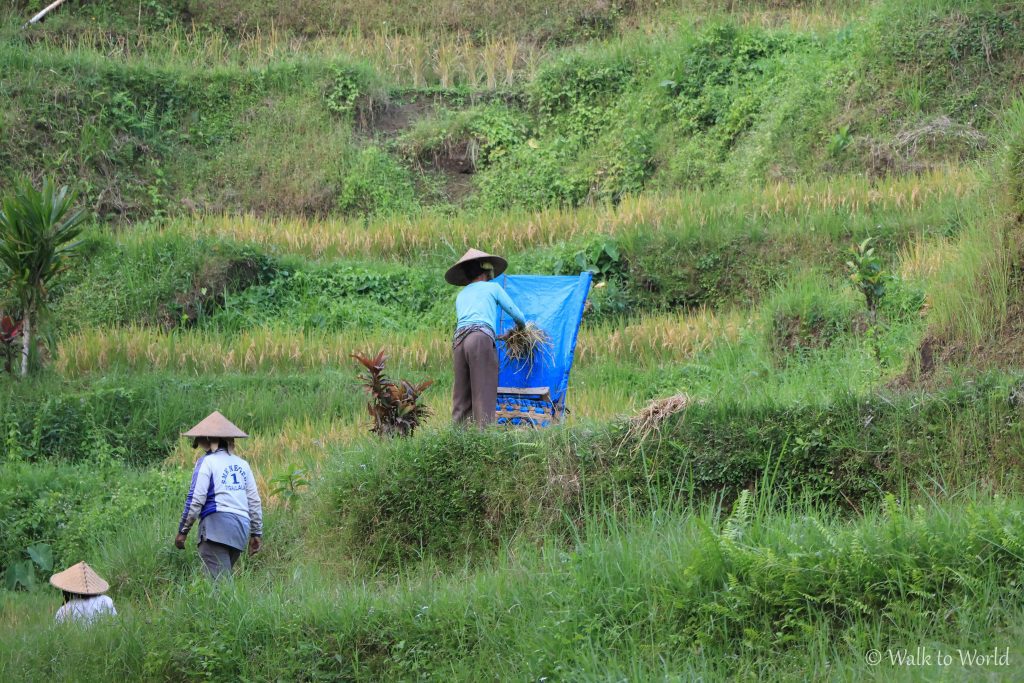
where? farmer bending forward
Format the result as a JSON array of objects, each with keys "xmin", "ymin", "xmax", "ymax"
[
  {"xmin": 175, "ymin": 411, "xmax": 263, "ymax": 578},
  {"xmin": 446, "ymin": 248, "xmax": 526, "ymax": 426}
]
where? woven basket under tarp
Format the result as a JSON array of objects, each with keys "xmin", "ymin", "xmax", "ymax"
[{"xmin": 496, "ymin": 390, "xmax": 561, "ymax": 428}]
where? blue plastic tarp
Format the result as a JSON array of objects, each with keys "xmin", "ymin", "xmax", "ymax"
[{"xmin": 494, "ymin": 273, "xmax": 592, "ymax": 407}]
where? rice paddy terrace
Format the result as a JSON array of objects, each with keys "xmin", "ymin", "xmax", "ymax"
[{"xmin": 2, "ymin": 1, "xmax": 1024, "ymax": 680}]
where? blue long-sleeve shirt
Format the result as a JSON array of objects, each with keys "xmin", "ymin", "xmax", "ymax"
[{"xmin": 455, "ymin": 281, "xmax": 526, "ymax": 333}]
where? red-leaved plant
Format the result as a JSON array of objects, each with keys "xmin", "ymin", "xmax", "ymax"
[
  {"xmin": 352, "ymin": 350, "xmax": 432, "ymax": 437},
  {"xmin": 0, "ymin": 314, "xmax": 23, "ymax": 374}
]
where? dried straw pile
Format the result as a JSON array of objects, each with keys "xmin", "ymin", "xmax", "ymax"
[
  {"xmin": 501, "ymin": 322, "xmax": 553, "ymax": 371},
  {"xmin": 628, "ymin": 394, "xmax": 695, "ymax": 441}
]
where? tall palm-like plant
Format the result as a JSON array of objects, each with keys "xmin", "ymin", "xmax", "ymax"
[{"xmin": 0, "ymin": 178, "xmax": 85, "ymax": 376}]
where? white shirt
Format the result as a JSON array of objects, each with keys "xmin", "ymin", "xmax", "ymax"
[
  {"xmin": 55, "ymin": 595, "xmax": 117, "ymax": 624},
  {"xmin": 179, "ymin": 448, "xmax": 263, "ymax": 537}
]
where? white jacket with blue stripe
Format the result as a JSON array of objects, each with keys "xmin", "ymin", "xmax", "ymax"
[{"xmin": 179, "ymin": 448, "xmax": 263, "ymax": 536}]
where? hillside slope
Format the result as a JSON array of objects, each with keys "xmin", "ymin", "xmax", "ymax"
[{"xmin": 2, "ymin": 0, "xmax": 1020, "ymax": 220}]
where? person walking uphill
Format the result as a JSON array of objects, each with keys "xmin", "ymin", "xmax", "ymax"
[
  {"xmin": 175, "ymin": 411, "xmax": 263, "ymax": 579},
  {"xmin": 446, "ymin": 248, "xmax": 527, "ymax": 426}
]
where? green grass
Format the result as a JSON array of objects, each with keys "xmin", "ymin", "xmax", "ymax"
[
  {"xmin": 2, "ymin": 0, "xmax": 1018, "ymax": 221},
  {"xmin": 0, "ymin": 459, "xmax": 179, "ymax": 585},
  {"xmin": 2, "ymin": 491, "xmax": 1023, "ymax": 680},
  {"xmin": 45, "ymin": 169, "xmax": 971, "ymax": 345},
  {"xmin": 325, "ymin": 377, "xmax": 1024, "ymax": 566},
  {"xmin": 0, "ymin": 371, "xmax": 377, "ymax": 465}
]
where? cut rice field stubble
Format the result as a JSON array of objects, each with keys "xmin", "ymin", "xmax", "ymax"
[
  {"xmin": 166, "ymin": 416, "xmax": 371, "ymax": 496},
  {"xmin": 157, "ymin": 167, "xmax": 974, "ymax": 260},
  {"xmin": 5, "ymin": 0, "xmax": 863, "ymax": 82},
  {"xmin": 55, "ymin": 310, "xmax": 749, "ymax": 378},
  {"xmin": 9, "ymin": 21, "xmax": 547, "ymax": 90}
]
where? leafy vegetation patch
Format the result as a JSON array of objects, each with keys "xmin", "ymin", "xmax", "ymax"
[
  {"xmin": 3, "ymin": 492, "xmax": 1023, "ymax": 679},
  {"xmin": 0, "ymin": 372, "xmax": 366, "ymax": 465},
  {"xmin": 327, "ymin": 377, "xmax": 1024, "ymax": 567},
  {"xmin": 0, "ymin": 458, "xmax": 177, "ymax": 579},
  {"xmin": 50, "ymin": 233, "xmax": 276, "ymax": 332},
  {"xmin": 52, "ymin": 187, "xmax": 949, "ymax": 341},
  {"xmin": 3, "ymin": 1, "xmax": 1021, "ymax": 220}
]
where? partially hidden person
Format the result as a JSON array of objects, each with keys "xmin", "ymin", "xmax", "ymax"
[
  {"xmin": 445, "ymin": 248, "xmax": 527, "ymax": 427},
  {"xmin": 50, "ymin": 561, "xmax": 117, "ymax": 624},
  {"xmin": 175, "ymin": 411, "xmax": 263, "ymax": 579}
]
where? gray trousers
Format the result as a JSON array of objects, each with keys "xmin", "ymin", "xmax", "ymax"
[
  {"xmin": 452, "ymin": 330, "xmax": 498, "ymax": 426},
  {"xmin": 198, "ymin": 540, "xmax": 241, "ymax": 579}
]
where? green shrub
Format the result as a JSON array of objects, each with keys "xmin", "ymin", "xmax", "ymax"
[
  {"xmin": 474, "ymin": 138, "xmax": 590, "ymax": 210},
  {"xmin": 326, "ymin": 428, "xmax": 540, "ymax": 564},
  {"xmin": 0, "ymin": 459, "xmax": 178, "ymax": 579},
  {"xmin": 213, "ymin": 261, "xmax": 451, "ymax": 332},
  {"xmin": 338, "ymin": 146, "xmax": 419, "ymax": 218},
  {"xmin": 472, "ymin": 49, "xmax": 652, "ymax": 209},
  {"xmin": 660, "ymin": 25, "xmax": 797, "ymax": 143},
  {"xmin": 0, "ymin": 372, "xmax": 367, "ymax": 465},
  {"xmin": 324, "ymin": 61, "xmax": 386, "ymax": 120},
  {"xmin": 571, "ymin": 99, "xmax": 657, "ymax": 204},
  {"xmin": 650, "ymin": 25, "xmax": 809, "ymax": 186},
  {"xmin": 465, "ymin": 105, "xmax": 531, "ymax": 167},
  {"xmin": 325, "ymin": 377, "xmax": 1024, "ymax": 567},
  {"xmin": 764, "ymin": 273, "xmax": 861, "ymax": 359},
  {"xmin": 50, "ymin": 232, "xmax": 276, "ymax": 332},
  {"xmin": 397, "ymin": 104, "xmax": 530, "ymax": 172},
  {"xmin": 529, "ymin": 51, "xmax": 640, "ymax": 140}
]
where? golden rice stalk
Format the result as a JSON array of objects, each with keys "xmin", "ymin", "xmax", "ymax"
[{"xmin": 500, "ymin": 322, "xmax": 553, "ymax": 372}]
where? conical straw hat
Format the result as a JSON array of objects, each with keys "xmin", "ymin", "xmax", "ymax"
[
  {"xmin": 444, "ymin": 248, "xmax": 508, "ymax": 286},
  {"xmin": 182, "ymin": 411, "xmax": 248, "ymax": 439},
  {"xmin": 50, "ymin": 561, "xmax": 109, "ymax": 595}
]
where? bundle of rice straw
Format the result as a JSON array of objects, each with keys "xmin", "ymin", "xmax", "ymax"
[
  {"xmin": 501, "ymin": 322, "xmax": 553, "ymax": 372},
  {"xmin": 628, "ymin": 394, "xmax": 694, "ymax": 442}
]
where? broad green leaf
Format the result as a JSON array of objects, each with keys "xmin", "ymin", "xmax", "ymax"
[
  {"xmin": 5, "ymin": 560, "xmax": 35, "ymax": 591},
  {"xmin": 27, "ymin": 543, "xmax": 54, "ymax": 572}
]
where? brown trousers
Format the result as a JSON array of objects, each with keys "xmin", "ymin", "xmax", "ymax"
[{"xmin": 452, "ymin": 330, "xmax": 498, "ymax": 426}]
